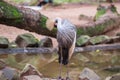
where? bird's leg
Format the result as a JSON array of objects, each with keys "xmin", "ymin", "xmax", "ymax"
[
  {"xmin": 66, "ymin": 63, "xmax": 70, "ymax": 80},
  {"xmin": 58, "ymin": 46, "xmax": 63, "ymax": 80}
]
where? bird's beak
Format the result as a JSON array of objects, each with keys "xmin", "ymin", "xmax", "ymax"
[
  {"xmin": 54, "ymin": 22, "xmax": 57, "ymax": 28},
  {"xmin": 46, "ymin": 19, "xmax": 54, "ymax": 31}
]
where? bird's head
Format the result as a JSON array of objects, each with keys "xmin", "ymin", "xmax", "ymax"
[
  {"xmin": 46, "ymin": 17, "xmax": 62, "ymax": 31},
  {"xmin": 54, "ymin": 17, "xmax": 62, "ymax": 28}
]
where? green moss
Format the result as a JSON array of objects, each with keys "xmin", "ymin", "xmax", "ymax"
[
  {"xmin": 90, "ymin": 35, "xmax": 110, "ymax": 45},
  {"xmin": 0, "ymin": 36, "xmax": 9, "ymax": 45},
  {"xmin": 0, "ymin": 1, "xmax": 22, "ymax": 19},
  {"xmin": 77, "ymin": 27, "xmax": 86, "ymax": 36},
  {"xmin": 76, "ymin": 35, "xmax": 90, "ymax": 46},
  {"xmin": 40, "ymin": 15, "xmax": 48, "ymax": 28},
  {"xmin": 18, "ymin": 33, "xmax": 39, "ymax": 44},
  {"xmin": 94, "ymin": 6, "xmax": 106, "ymax": 20},
  {"xmin": 94, "ymin": 24, "xmax": 105, "ymax": 34}
]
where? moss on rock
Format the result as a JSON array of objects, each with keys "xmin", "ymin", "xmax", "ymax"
[
  {"xmin": 76, "ymin": 35, "xmax": 90, "ymax": 46},
  {"xmin": 0, "ymin": 36, "xmax": 9, "ymax": 48},
  {"xmin": 90, "ymin": 35, "xmax": 110, "ymax": 45},
  {"xmin": 15, "ymin": 33, "xmax": 39, "ymax": 47},
  {"xmin": 0, "ymin": 1, "xmax": 22, "ymax": 19}
]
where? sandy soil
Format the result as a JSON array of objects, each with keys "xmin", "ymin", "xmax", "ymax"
[{"xmin": 0, "ymin": 3, "xmax": 120, "ymax": 45}]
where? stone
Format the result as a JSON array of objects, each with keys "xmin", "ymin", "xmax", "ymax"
[
  {"xmin": 76, "ymin": 35, "xmax": 90, "ymax": 47},
  {"xmin": 23, "ymin": 75, "xmax": 42, "ymax": 80},
  {"xmin": 116, "ymin": 32, "xmax": 120, "ymax": 36},
  {"xmin": 20, "ymin": 64, "xmax": 42, "ymax": 80},
  {"xmin": 90, "ymin": 35, "xmax": 110, "ymax": 45},
  {"xmin": 0, "ymin": 36, "xmax": 9, "ymax": 48},
  {"xmin": 15, "ymin": 33, "xmax": 39, "ymax": 47},
  {"xmin": 0, "ymin": 71, "xmax": 8, "ymax": 80},
  {"xmin": 104, "ymin": 66, "xmax": 120, "ymax": 72},
  {"xmin": 9, "ymin": 41, "xmax": 18, "ymax": 48},
  {"xmin": 39, "ymin": 37, "xmax": 53, "ymax": 47},
  {"xmin": 105, "ymin": 73, "xmax": 120, "ymax": 80},
  {"xmin": 1, "ymin": 67, "xmax": 19, "ymax": 80},
  {"xmin": 79, "ymin": 68, "xmax": 101, "ymax": 80}
]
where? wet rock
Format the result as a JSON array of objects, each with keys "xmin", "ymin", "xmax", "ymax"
[
  {"xmin": 103, "ymin": 66, "xmax": 120, "ymax": 72},
  {"xmin": 1, "ymin": 67, "xmax": 19, "ymax": 80},
  {"xmin": 79, "ymin": 68, "xmax": 101, "ymax": 80},
  {"xmin": 15, "ymin": 33, "xmax": 39, "ymax": 47},
  {"xmin": 0, "ymin": 59, "xmax": 6, "ymax": 69},
  {"xmin": 76, "ymin": 35, "xmax": 90, "ymax": 47},
  {"xmin": 39, "ymin": 37, "xmax": 53, "ymax": 47},
  {"xmin": 9, "ymin": 41, "xmax": 18, "ymax": 48},
  {"xmin": 90, "ymin": 35, "xmax": 110, "ymax": 45},
  {"xmin": 23, "ymin": 75, "xmax": 42, "ymax": 80},
  {"xmin": 0, "ymin": 36, "xmax": 9, "ymax": 48},
  {"xmin": 116, "ymin": 32, "xmax": 120, "ymax": 36},
  {"xmin": 20, "ymin": 64, "xmax": 42, "ymax": 80},
  {"xmin": 105, "ymin": 73, "xmax": 120, "ymax": 80},
  {"xmin": 0, "ymin": 71, "xmax": 8, "ymax": 80}
]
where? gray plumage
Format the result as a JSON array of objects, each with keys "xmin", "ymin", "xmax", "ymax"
[{"xmin": 55, "ymin": 18, "xmax": 76, "ymax": 65}]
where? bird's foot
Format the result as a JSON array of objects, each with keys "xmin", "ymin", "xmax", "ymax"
[{"xmin": 66, "ymin": 77, "xmax": 70, "ymax": 80}]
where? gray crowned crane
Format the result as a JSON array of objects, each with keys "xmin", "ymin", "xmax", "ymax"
[{"xmin": 46, "ymin": 17, "xmax": 76, "ymax": 80}]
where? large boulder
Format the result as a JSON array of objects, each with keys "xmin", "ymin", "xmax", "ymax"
[
  {"xmin": 23, "ymin": 75, "xmax": 42, "ymax": 80},
  {"xmin": 90, "ymin": 35, "xmax": 110, "ymax": 45},
  {"xmin": 105, "ymin": 73, "xmax": 120, "ymax": 80},
  {"xmin": 15, "ymin": 33, "xmax": 39, "ymax": 47},
  {"xmin": 20, "ymin": 64, "xmax": 42, "ymax": 80},
  {"xmin": 0, "ymin": 71, "xmax": 7, "ymax": 80},
  {"xmin": 79, "ymin": 68, "xmax": 101, "ymax": 80},
  {"xmin": 39, "ymin": 37, "xmax": 53, "ymax": 47},
  {"xmin": 76, "ymin": 35, "xmax": 90, "ymax": 47},
  {"xmin": 1, "ymin": 67, "xmax": 19, "ymax": 80},
  {"xmin": 0, "ymin": 36, "xmax": 9, "ymax": 48}
]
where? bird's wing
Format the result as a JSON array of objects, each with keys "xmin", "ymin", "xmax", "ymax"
[{"xmin": 57, "ymin": 19, "xmax": 76, "ymax": 48}]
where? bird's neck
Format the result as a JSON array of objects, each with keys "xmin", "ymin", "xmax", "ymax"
[{"xmin": 57, "ymin": 19, "xmax": 63, "ymax": 30}]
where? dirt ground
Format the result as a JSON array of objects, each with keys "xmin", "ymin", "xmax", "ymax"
[{"xmin": 0, "ymin": 3, "xmax": 120, "ymax": 45}]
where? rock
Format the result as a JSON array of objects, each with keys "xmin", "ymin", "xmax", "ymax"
[
  {"xmin": 23, "ymin": 75, "xmax": 42, "ymax": 80},
  {"xmin": 79, "ymin": 68, "xmax": 101, "ymax": 80},
  {"xmin": 116, "ymin": 33, "xmax": 120, "ymax": 36},
  {"xmin": 76, "ymin": 35, "xmax": 90, "ymax": 47},
  {"xmin": 104, "ymin": 66, "xmax": 120, "ymax": 72},
  {"xmin": 0, "ymin": 59, "xmax": 6, "ymax": 69},
  {"xmin": 0, "ymin": 71, "xmax": 8, "ymax": 80},
  {"xmin": 20, "ymin": 64, "xmax": 42, "ymax": 80},
  {"xmin": 90, "ymin": 35, "xmax": 110, "ymax": 45},
  {"xmin": 9, "ymin": 41, "xmax": 18, "ymax": 48},
  {"xmin": 1, "ymin": 67, "xmax": 19, "ymax": 80},
  {"xmin": 105, "ymin": 73, "xmax": 120, "ymax": 80},
  {"xmin": 15, "ymin": 33, "xmax": 39, "ymax": 47},
  {"xmin": 39, "ymin": 37, "xmax": 53, "ymax": 47},
  {"xmin": 0, "ymin": 36, "xmax": 9, "ymax": 48}
]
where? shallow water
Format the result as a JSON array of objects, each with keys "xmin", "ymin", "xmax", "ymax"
[{"xmin": 0, "ymin": 50, "xmax": 120, "ymax": 80}]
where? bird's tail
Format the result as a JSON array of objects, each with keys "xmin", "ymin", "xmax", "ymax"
[{"xmin": 58, "ymin": 47, "xmax": 69, "ymax": 65}]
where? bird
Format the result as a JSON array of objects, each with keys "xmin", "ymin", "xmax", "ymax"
[{"xmin": 54, "ymin": 17, "xmax": 77, "ymax": 80}]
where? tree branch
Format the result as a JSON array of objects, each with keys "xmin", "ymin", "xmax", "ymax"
[
  {"xmin": 0, "ymin": 0, "xmax": 120, "ymax": 38},
  {"xmin": 0, "ymin": 43, "xmax": 120, "ymax": 54}
]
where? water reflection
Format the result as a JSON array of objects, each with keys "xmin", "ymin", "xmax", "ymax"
[{"xmin": 0, "ymin": 50, "xmax": 120, "ymax": 79}]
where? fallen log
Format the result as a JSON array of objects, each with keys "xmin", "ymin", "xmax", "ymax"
[
  {"xmin": 0, "ymin": 43, "xmax": 120, "ymax": 54},
  {"xmin": 0, "ymin": 0, "xmax": 120, "ymax": 38}
]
